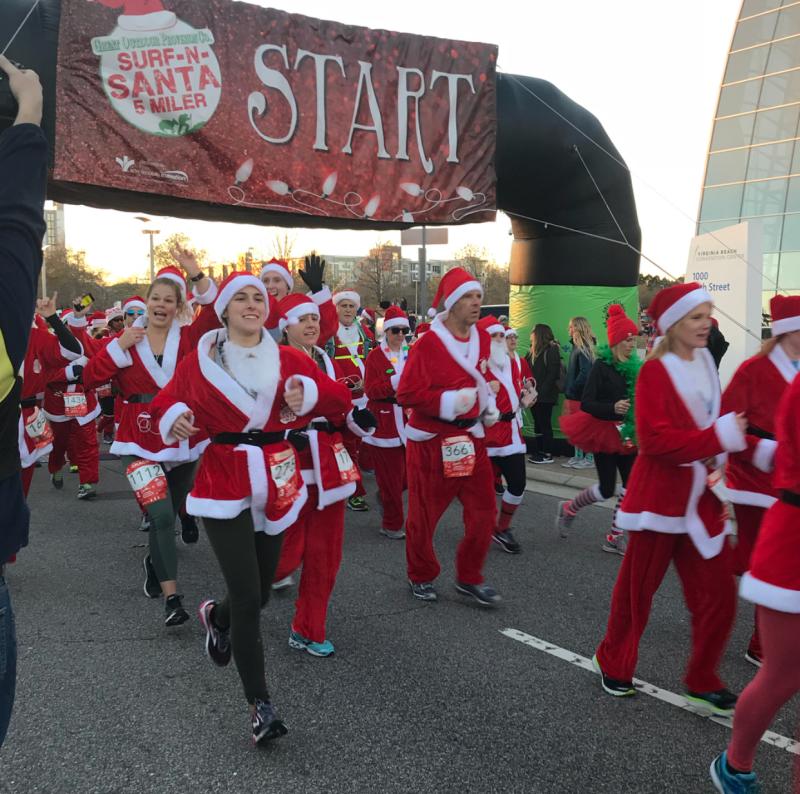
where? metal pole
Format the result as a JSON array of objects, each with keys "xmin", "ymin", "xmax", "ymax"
[
  {"xmin": 418, "ymin": 225, "xmax": 428, "ymax": 313},
  {"xmin": 149, "ymin": 232, "xmax": 155, "ymax": 282},
  {"xmin": 41, "ymin": 251, "xmax": 47, "ymax": 298}
]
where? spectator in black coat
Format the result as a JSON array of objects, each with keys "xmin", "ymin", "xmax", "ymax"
[{"xmin": 526, "ymin": 323, "xmax": 561, "ymax": 464}]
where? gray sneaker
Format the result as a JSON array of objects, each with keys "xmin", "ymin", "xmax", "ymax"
[
  {"xmin": 556, "ymin": 501, "xmax": 575, "ymax": 538},
  {"xmin": 380, "ymin": 528, "xmax": 405, "ymax": 540},
  {"xmin": 409, "ymin": 581, "xmax": 437, "ymax": 601},
  {"xmin": 602, "ymin": 532, "xmax": 627, "ymax": 556},
  {"xmin": 455, "ymin": 582, "xmax": 501, "ymax": 607},
  {"xmin": 271, "ymin": 575, "xmax": 295, "ymax": 591},
  {"xmin": 572, "ymin": 457, "xmax": 595, "ymax": 470}
]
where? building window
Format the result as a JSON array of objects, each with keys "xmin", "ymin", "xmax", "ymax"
[
  {"xmin": 732, "ymin": 9, "xmax": 779, "ymax": 51},
  {"xmin": 740, "ymin": 0, "xmax": 782, "ymax": 20},
  {"xmin": 741, "ymin": 176, "xmax": 788, "ymax": 216},
  {"xmin": 724, "ymin": 44, "xmax": 770, "ymax": 84},
  {"xmin": 711, "ymin": 113, "xmax": 756, "ymax": 150},
  {"xmin": 746, "ymin": 139, "xmax": 794, "ymax": 180},
  {"xmin": 705, "ymin": 148, "xmax": 750, "ymax": 185},
  {"xmin": 700, "ymin": 183, "xmax": 745, "ymax": 220},
  {"xmin": 718, "ymin": 79, "xmax": 763, "ymax": 117}
]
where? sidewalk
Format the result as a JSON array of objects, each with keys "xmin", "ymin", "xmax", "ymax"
[{"xmin": 524, "ymin": 456, "xmax": 615, "ymax": 509}]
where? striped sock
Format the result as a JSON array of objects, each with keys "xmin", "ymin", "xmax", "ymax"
[
  {"xmin": 566, "ymin": 483, "xmax": 603, "ymax": 515},
  {"xmin": 610, "ymin": 487, "xmax": 626, "ymax": 532}
]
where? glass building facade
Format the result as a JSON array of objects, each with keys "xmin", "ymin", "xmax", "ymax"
[{"xmin": 698, "ymin": 0, "xmax": 800, "ymax": 307}]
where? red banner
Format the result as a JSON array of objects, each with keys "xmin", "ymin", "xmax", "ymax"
[{"xmin": 54, "ymin": 0, "xmax": 497, "ymax": 226}]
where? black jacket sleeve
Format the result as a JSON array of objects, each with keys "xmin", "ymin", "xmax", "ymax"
[
  {"xmin": 540, "ymin": 345, "xmax": 561, "ymax": 397},
  {"xmin": 572, "ymin": 351, "xmax": 592, "ymax": 398},
  {"xmin": 46, "ymin": 314, "xmax": 83, "ymax": 357},
  {"xmin": 580, "ymin": 361, "xmax": 620, "ymax": 420}
]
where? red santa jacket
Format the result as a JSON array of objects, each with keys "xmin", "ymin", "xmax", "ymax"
[
  {"xmin": 396, "ymin": 316, "xmax": 496, "ymax": 442},
  {"xmin": 484, "ymin": 352, "xmax": 526, "ymax": 457},
  {"xmin": 740, "ymin": 374, "xmax": 800, "ymax": 612},
  {"xmin": 722, "ymin": 344, "xmax": 797, "ymax": 509},
  {"xmin": 326, "ymin": 321, "xmax": 372, "ymax": 407},
  {"xmin": 616, "ymin": 349, "xmax": 747, "ymax": 559},
  {"xmin": 82, "ymin": 308, "xmax": 218, "ymax": 462},
  {"xmin": 363, "ymin": 341, "xmax": 408, "ymax": 448},
  {"xmin": 151, "ymin": 330, "xmax": 351, "ymax": 533}
]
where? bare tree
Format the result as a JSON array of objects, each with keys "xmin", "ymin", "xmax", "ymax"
[
  {"xmin": 152, "ymin": 232, "xmax": 208, "ymax": 271},
  {"xmin": 272, "ymin": 232, "xmax": 296, "ymax": 261},
  {"xmin": 355, "ymin": 241, "xmax": 402, "ymax": 305}
]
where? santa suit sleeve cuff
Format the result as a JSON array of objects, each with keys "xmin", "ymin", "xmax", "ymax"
[
  {"xmin": 288, "ymin": 375, "xmax": 318, "ymax": 417},
  {"xmin": 715, "ymin": 411, "xmax": 747, "ymax": 453},
  {"xmin": 346, "ymin": 409, "xmax": 376, "ymax": 439},
  {"xmin": 59, "ymin": 342, "xmax": 84, "ymax": 362},
  {"xmin": 106, "ymin": 338, "xmax": 134, "ymax": 368},
  {"xmin": 67, "ymin": 315, "xmax": 88, "ymax": 329},
  {"xmin": 159, "ymin": 402, "xmax": 191, "ymax": 445},
  {"xmin": 390, "ymin": 373, "xmax": 400, "ymax": 390},
  {"xmin": 310, "ymin": 286, "xmax": 332, "ymax": 305},
  {"xmin": 65, "ymin": 356, "xmax": 88, "ymax": 382},
  {"xmin": 439, "ymin": 389, "xmax": 462, "ymax": 421},
  {"xmin": 192, "ymin": 277, "xmax": 218, "ymax": 305},
  {"xmin": 753, "ymin": 438, "xmax": 778, "ymax": 473}
]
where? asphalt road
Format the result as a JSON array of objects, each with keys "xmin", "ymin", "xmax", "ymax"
[{"xmin": 1, "ymin": 456, "xmax": 797, "ymax": 793}]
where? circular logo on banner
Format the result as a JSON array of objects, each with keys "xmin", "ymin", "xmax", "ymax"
[{"xmin": 91, "ymin": 8, "xmax": 221, "ymax": 137}]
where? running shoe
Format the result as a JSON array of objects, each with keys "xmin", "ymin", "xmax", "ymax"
[
  {"xmin": 710, "ymin": 751, "xmax": 760, "ymax": 793},
  {"xmin": 77, "ymin": 483, "xmax": 96, "ymax": 500},
  {"xmin": 251, "ymin": 699, "xmax": 287, "ymax": 745},
  {"xmin": 743, "ymin": 649, "xmax": 762, "ymax": 669},
  {"xmin": 164, "ymin": 594, "xmax": 189, "ymax": 627},
  {"xmin": 556, "ymin": 501, "xmax": 575, "ymax": 538},
  {"xmin": 561, "ymin": 456, "xmax": 580, "ymax": 468},
  {"xmin": 528, "ymin": 453, "xmax": 554, "ymax": 465},
  {"xmin": 139, "ymin": 515, "xmax": 151, "ymax": 532},
  {"xmin": 102, "ymin": 433, "xmax": 114, "ymax": 445},
  {"xmin": 271, "ymin": 575, "xmax": 295, "ymax": 591},
  {"xmin": 592, "ymin": 654, "xmax": 636, "ymax": 697},
  {"xmin": 288, "ymin": 630, "xmax": 335, "ymax": 657},
  {"xmin": 198, "ymin": 599, "xmax": 231, "ymax": 667},
  {"xmin": 573, "ymin": 458, "xmax": 595, "ymax": 470},
  {"xmin": 455, "ymin": 582, "xmax": 501, "ymax": 607},
  {"xmin": 492, "ymin": 530, "xmax": 521, "ymax": 554},
  {"xmin": 379, "ymin": 528, "xmax": 406, "ymax": 540},
  {"xmin": 686, "ymin": 688, "xmax": 738, "ymax": 718},
  {"xmin": 601, "ymin": 532, "xmax": 627, "ymax": 556},
  {"xmin": 346, "ymin": 495, "xmax": 369, "ymax": 512},
  {"xmin": 50, "ymin": 471, "xmax": 63, "ymax": 490},
  {"xmin": 409, "ymin": 581, "xmax": 438, "ymax": 601},
  {"xmin": 69, "ymin": 465, "xmax": 79, "ymax": 474},
  {"xmin": 180, "ymin": 513, "xmax": 199, "ymax": 545},
  {"xmin": 142, "ymin": 554, "xmax": 161, "ymax": 599}
]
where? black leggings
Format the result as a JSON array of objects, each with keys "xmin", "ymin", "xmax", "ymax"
[
  {"xmin": 531, "ymin": 403, "xmax": 554, "ymax": 455},
  {"xmin": 204, "ymin": 510, "xmax": 284, "ymax": 704},
  {"xmin": 492, "ymin": 453, "xmax": 527, "ymax": 497},
  {"xmin": 594, "ymin": 452, "xmax": 636, "ymax": 500}
]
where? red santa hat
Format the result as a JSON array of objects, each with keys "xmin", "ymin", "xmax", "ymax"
[
  {"xmin": 154, "ymin": 266, "xmax": 187, "ymax": 300},
  {"xmin": 770, "ymin": 294, "xmax": 800, "ymax": 336},
  {"xmin": 477, "ymin": 315, "xmax": 504, "ymax": 336},
  {"xmin": 504, "ymin": 326, "xmax": 518, "ymax": 338},
  {"xmin": 382, "ymin": 305, "xmax": 409, "ymax": 331},
  {"xmin": 606, "ymin": 304, "xmax": 638, "ymax": 347},
  {"xmin": 648, "ymin": 281, "xmax": 712, "ymax": 334},
  {"xmin": 106, "ymin": 305, "xmax": 124, "ymax": 322},
  {"xmin": 430, "ymin": 267, "xmax": 483, "ymax": 314},
  {"xmin": 259, "ymin": 258, "xmax": 294, "ymax": 291},
  {"xmin": 214, "ymin": 270, "xmax": 268, "ymax": 322},
  {"xmin": 90, "ymin": 311, "xmax": 108, "ymax": 330},
  {"xmin": 123, "ymin": 295, "xmax": 147, "ymax": 313},
  {"xmin": 60, "ymin": 308, "xmax": 74, "ymax": 320},
  {"xmin": 333, "ymin": 288, "xmax": 360, "ymax": 308},
  {"xmin": 415, "ymin": 321, "xmax": 430, "ymax": 337},
  {"xmin": 276, "ymin": 293, "xmax": 320, "ymax": 331}
]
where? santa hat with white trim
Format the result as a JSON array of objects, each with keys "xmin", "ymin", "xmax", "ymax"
[
  {"xmin": 430, "ymin": 267, "xmax": 483, "ymax": 315},
  {"xmin": 276, "ymin": 293, "xmax": 320, "ymax": 331},
  {"xmin": 89, "ymin": 311, "xmax": 108, "ymax": 330},
  {"xmin": 154, "ymin": 266, "xmax": 187, "ymax": 300},
  {"xmin": 504, "ymin": 326, "xmax": 518, "ymax": 337},
  {"xmin": 648, "ymin": 281, "xmax": 713, "ymax": 334},
  {"xmin": 259, "ymin": 258, "xmax": 294, "ymax": 291},
  {"xmin": 106, "ymin": 305, "xmax": 124, "ymax": 322},
  {"xmin": 477, "ymin": 315, "xmax": 504, "ymax": 336},
  {"xmin": 123, "ymin": 295, "xmax": 147, "ymax": 313},
  {"xmin": 770, "ymin": 294, "xmax": 800, "ymax": 335},
  {"xmin": 214, "ymin": 270, "xmax": 268, "ymax": 322},
  {"xmin": 382, "ymin": 305, "xmax": 409, "ymax": 330},
  {"xmin": 332, "ymin": 288, "xmax": 360, "ymax": 308}
]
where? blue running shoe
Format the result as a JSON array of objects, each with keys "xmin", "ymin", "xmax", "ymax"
[
  {"xmin": 710, "ymin": 751, "xmax": 760, "ymax": 793},
  {"xmin": 288, "ymin": 630, "xmax": 335, "ymax": 657}
]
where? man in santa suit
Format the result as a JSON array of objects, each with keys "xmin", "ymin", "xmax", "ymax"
[
  {"xmin": 325, "ymin": 288, "xmax": 373, "ymax": 511},
  {"xmin": 479, "ymin": 317, "xmax": 537, "ymax": 554},
  {"xmin": 363, "ymin": 305, "xmax": 411, "ymax": 539},
  {"xmin": 396, "ymin": 268, "xmax": 502, "ymax": 606}
]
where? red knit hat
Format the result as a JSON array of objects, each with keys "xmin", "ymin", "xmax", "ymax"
[
  {"xmin": 477, "ymin": 315, "xmax": 504, "ymax": 335},
  {"xmin": 648, "ymin": 282, "xmax": 712, "ymax": 334},
  {"xmin": 214, "ymin": 271, "xmax": 267, "ymax": 322},
  {"xmin": 430, "ymin": 267, "xmax": 483, "ymax": 314},
  {"xmin": 606, "ymin": 304, "xmax": 638, "ymax": 347},
  {"xmin": 276, "ymin": 293, "xmax": 320, "ymax": 331},
  {"xmin": 154, "ymin": 266, "xmax": 187, "ymax": 299},
  {"xmin": 770, "ymin": 294, "xmax": 800, "ymax": 335},
  {"xmin": 259, "ymin": 258, "xmax": 294, "ymax": 291},
  {"xmin": 382, "ymin": 305, "xmax": 409, "ymax": 330}
]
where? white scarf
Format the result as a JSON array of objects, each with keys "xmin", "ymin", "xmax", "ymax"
[{"xmin": 222, "ymin": 333, "xmax": 280, "ymax": 397}]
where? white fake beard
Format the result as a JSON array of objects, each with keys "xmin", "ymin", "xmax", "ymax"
[
  {"xmin": 223, "ymin": 333, "xmax": 280, "ymax": 396},
  {"xmin": 490, "ymin": 340, "xmax": 508, "ymax": 369},
  {"xmin": 338, "ymin": 322, "xmax": 360, "ymax": 345}
]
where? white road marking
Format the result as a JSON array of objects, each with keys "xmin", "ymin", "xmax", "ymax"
[{"xmin": 500, "ymin": 627, "xmax": 800, "ymax": 757}]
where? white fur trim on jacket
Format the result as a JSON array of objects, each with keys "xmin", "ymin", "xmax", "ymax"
[
  {"xmin": 308, "ymin": 431, "xmax": 357, "ymax": 509},
  {"xmin": 158, "ymin": 402, "xmax": 192, "ymax": 445},
  {"xmin": 768, "ymin": 343, "xmax": 799, "ymax": 384},
  {"xmin": 740, "ymin": 572, "xmax": 800, "ymax": 613},
  {"xmin": 110, "ymin": 437, "xmax": 208, "ymax": 463},
  {"xmin": 288, "ymin": 375, "xmax": 318, "ymax": 417},
  {"xmin": 753, "ymin": 438, "xmax": 778, "ymax": 474},
  {"xmin": 106, "ymin": 338, "xmax": 134, "ymax": 368},
  {"xmin": 65, "ymin": 356, "xmax": 88, "ymax": 382},
  {"xmin": 59, "ymin": 341, "xmax": 84, "ymax": 362},
  {"xmin": 439, "ymin": 388, "xmax": 475, "ymax": 421},
  {"xmin": 310, "ymin": 286, "xmax": 331, "ymax": 305},
  {"xmin": 18, "ymin": 414, "xmax": 52, "ymax": 468},
  {"xmin": 193, "ymin": 277, "xmax": 218, "ymax": 306},
  {"xmin": 390, "ymin": 373, "xmax": 401, "ymax": 390},
  {"xmin": 44, "ymin": 401, "xmax": 101, "ymax": 428},
  {"xmin": 714, "ymin": 412, "xmax": 747, "ymax": 453},
  {"xmin": 725, "ymin": 488, "xmax": 777, "ymax": 509}
]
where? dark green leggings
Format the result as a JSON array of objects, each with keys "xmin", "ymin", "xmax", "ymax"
[
  {"xmin": 204, "ymin": 510, "xmax": 284, "ymax": 704},
  {"xmin": 123, "ymin": 457, "xmax": 196, "ymax": 582}
]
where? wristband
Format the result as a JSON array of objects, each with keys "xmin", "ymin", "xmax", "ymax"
[{"xmin": 189, "ymin": 271, "xmax": 206, "ymax": 283}]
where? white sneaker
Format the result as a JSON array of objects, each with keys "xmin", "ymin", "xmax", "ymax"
[
  {"xmin": 271, "ymin": 575, "xmax": 295, "ymax": 591},
  {"xmin": 561, "ymin": 456, "xmax": 580, "ymax": 468},
  {"xmin": 573, "ymin": 458, "xmax": 595, "ymax": 470}
]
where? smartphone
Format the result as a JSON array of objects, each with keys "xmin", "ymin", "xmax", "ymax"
[{"xmin": 74, "ymin": 293, "xmax": 94, "ymax": 311}]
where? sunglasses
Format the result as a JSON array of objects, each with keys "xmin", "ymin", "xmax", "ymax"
[
  {"xmin": 387, "ymin": 327, "xmax": 409, "ymax": 335},
  {"xmin": 125, "ymin": 309, "xmax": 145, "ymax": 317}
]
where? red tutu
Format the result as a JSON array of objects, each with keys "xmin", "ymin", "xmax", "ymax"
[{"xmin": 559, "ymin": 410, "xmax": 636, "ymax": 455}]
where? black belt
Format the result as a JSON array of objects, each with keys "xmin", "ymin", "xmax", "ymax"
[
  {"xmin": 498, "ymin": 412, "xmax": 516, "ymax": 422},
  {"xmin": 375, "ymin": 397, "xmax": 398, "ymax": 405},
  {"xmin": 212, "ymin": 431, "xmax": 286, "ymax": 446},
  {"xmin": 310, "ymin": 420, "xmax": 340, "ymax": 434},
  {"xmin": 437, "ymin": 417, "xmax": 477, "ymax": 429},
  {"xmin": 781, "ymin": 490, "xmax": 800, "ymax": 507},
  {"xmin": 20, "ymin": 397, "xmax": 37, "ymax": 409},
  {"xmin": 128, "ymin": 394, "xmax": 156, "ymax": 404},
  {"xmin": 747, "ymin": 424, "xmax": 775, "ymax": 441}
]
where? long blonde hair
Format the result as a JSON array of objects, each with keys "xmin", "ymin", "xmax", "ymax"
[{"xmin": 569, "ymin": 316, "xmax": 595, "ymax": 361}]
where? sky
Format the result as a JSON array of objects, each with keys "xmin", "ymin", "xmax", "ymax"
[{"xmin": 61, "ymin": 0, "xmax": 742, "ymax": 283}]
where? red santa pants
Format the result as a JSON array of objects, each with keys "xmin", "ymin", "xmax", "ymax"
[
  {"xmin": 369, "ymin": 444, "xmax": 407, "ymax": 531},
  {"xmin": 21, "ymin": 465, "xmax": 34, "ymax": 497},
  {"xmin": 405, "ymin": 436, "xmax": 496, "ymax": 586},
  {"xmin": 48, "ymin": 420, "xmax": 99, "ymax": 485},
  {"xmin": 733, "ymin": 503, "xmax": 767, "ymax": 658},
  {"xmin": 596, "ymin": 530, "xmax": 737, "ymax": 692},
  {"xmin": 273, "ymin": 486, "xmax": 345, "ymax": 643},
  {"xmin": 341, "ymin": 430, "xmax": 366, "ymax": 498}
]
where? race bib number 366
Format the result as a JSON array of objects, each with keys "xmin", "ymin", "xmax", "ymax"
[
  {"xmin": 126, "ymin": 459, "xmax": 168, "ymax": 509},
  {"xmin": 441, "ymin": 435, "xmax": 476, "ymax": 478}
]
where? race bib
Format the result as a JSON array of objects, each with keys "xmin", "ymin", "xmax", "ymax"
[
  {"xmin": 64, "ymin": 392, "xmax": 88, "ymax": 417},
  {"xmin": 332, "ymin": 441, "xmax": 359, "ymax": 484},
  {"xmin": 441, "ymin": 435, "xmax": 476, "ymax": 478},
  {"xmin": 25, "ymin": 408, "xmax": 53, "ymax": 449},
  {"xmin": 267, "ymin": 447, "xmax": 303, "ymax": 511},
  {"xmin": 126, "ymin": 459, "xmax": 168, "ymax": 509},
  {"xmin": 97, "ymin": 384, "xmax": 113, "ymax": 399}
]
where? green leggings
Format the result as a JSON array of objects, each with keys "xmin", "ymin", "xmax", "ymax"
[
  {"xmin": 204, "ymin": 510, "xmax": 284, "ymax": 704},
  {"xmin": 123, "ymin": 457, "xmax": 197, "ymax": 582}
]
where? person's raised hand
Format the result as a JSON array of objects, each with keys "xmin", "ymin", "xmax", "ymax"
[
  {"xmin": 299, "ymin": 254, "xmax": 326, "ymax": 293},
  {"xmin": 35, "ymin": 292, "xmax": 59, "ymax": 318},
  {"xmin": 0, "ymin": 55, "xmax": 43, "ymax": 126},
  {"xmin": 171, "ymin": 246, "xmax": 200, "ymax": 278}
]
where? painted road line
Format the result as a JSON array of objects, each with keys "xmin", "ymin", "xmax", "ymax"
[{"xmin": 500, "ymin": 628, "xmax": 800, "ymax": 757}]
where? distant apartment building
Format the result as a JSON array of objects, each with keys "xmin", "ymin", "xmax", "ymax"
[{"xmin": 44, "ymin": 201, "xmax": 66, "ymax": 248}]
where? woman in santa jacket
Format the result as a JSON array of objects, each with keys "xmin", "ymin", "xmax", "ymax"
[
  {"xmin": 710, "ymin": 373, "xmax": 800, "ymax": 794},
  {"xmin": 81, "ymin": 251, "xmax": 219, "ymax": 626},
  {"xmin": 480, "ymin": 317, "xmax": 536, "ymax": 555},
  {"xmin": 720, "ymin": 294, "xmax": 800, "ymax": 668},
  {"xmin": 593, "ymin": 282, "xmax": 747, "ymax": 717},
  {"xmin": 153, "ymin": 274, "xmax": 350, "ymax": 745},
  {"xmin": 270, "ymin": 293, "xmax": 371, "ymax": 657},
  {"xmin": 363, "ymin": 305, "xmax": 411, "ymax": 540}
]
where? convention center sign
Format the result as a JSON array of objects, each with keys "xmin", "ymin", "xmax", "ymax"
[{"xmin": 52, "ymin": 0, "xmax": 497, "ymax": 228}]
